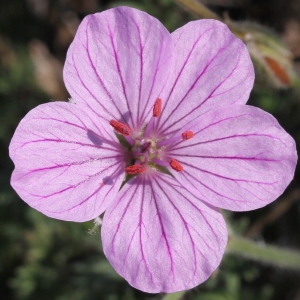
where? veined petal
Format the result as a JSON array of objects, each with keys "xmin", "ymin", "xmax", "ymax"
[
  {"xmin": 64, "ymin": 7, "xmax": 173, "ymax": 130},
  {"xmin": 9, "ymin": 102, "xmax": 125, "ymax": 222},
  {"xmin": 156, "ymin": 19, "xmax": 254, "ymax": 136},
  {"xmin": 102, "ymin": 173, "xmax": 227, "ymax": 293},
  {"xmin": 169, "ymin": 105, "xmax": 297, "ymax": 211}
]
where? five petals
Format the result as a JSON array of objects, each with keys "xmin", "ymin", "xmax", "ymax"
[{"xmin": 9, "ymin": 6, "xmax": 297, "ymax": 294}]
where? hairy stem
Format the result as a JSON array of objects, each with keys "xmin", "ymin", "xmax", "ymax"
[
  {"xmin": 161, "ymin": 291, "xmax": 186, "ymax": 300},
  {"xmin": 175, "ymin": 0, "xmax": 221, "ymax": 20},
  {"xmin": 227, "ymin": 235, "xmax": 300, "ymax": 269}
]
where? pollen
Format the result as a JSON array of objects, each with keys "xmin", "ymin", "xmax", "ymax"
[
  {"xmin": 125, "ymin": 164, "xmax": 147, "ymax": 174},
  {"xmin": 182, "ymin": 131, "xmax": 194, "ymax": 140},
  {"xmin": 169, "ymin": 158, "xmax": 183, "ymax": 172},
  {"xmin": 153, "ymin": 98, "xmax": 162, "ymax": 117},
  {"xmin": 109, "ymin": 120, "xmax": 132, "ymax": 136}
]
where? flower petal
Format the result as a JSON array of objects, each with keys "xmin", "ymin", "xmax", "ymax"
[
  {"xmin": 155, "ymin": 19, "xmax": 254, "ymax": 136},
  {"xmin": 63, "ymin": 7, "xmax": 173, "ymax": 130},
  {"xmin": 9, "ymin": 102, "xmax": 125, "ymax": 221},
  {"xmin": 102, "ymin": 173, "xmax": 227, "ymax": 293},
  {"xmin": 169, "ymin": 105, "xmax": 297, "ymax": 211}
]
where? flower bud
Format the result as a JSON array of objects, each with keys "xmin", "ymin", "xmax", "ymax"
[{"xmin": 226, "ymin": 18, "xmax": 299, "ymax": 89}]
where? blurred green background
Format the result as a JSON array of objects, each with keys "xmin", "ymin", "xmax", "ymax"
[{"xmin": 1, "ymin": 0, "xmax": 300, "ymax": 299}]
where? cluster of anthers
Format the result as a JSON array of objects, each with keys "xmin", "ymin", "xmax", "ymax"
[{"xmin": 109, "ymin": 98, "xmax": 194, "ymax": 176}]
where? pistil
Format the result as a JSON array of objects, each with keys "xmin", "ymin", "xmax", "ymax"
[
  {"xmin": 157, "ymin": 130, "xmax": 195, "ymax": 147},
  {"xmin": 109, "ymin": 98, "xmax": 191, "ymax": 177}
]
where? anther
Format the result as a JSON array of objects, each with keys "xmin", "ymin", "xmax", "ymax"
[
  {"xmin": 169, "ymin": 158, "xmax": 183, "ymax": 172},
  {"xmin": 182, "ymin": 131, "xmax": 194, "ymax": 140},
  {"xmin": 125, "ymin": 164, "xmax": 147, "ymax": 175},
  {"xmin": 153, "ymin": 98, "xmax": 162, "ymax": 117},
  {"xmin": 109, "ymin": 120, "xmax": 132, "ymax": 136}
]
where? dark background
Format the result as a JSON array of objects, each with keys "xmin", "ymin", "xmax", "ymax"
[{"xmin": 1, "ymin": 0, "xmax": 300, "ymax": 299}]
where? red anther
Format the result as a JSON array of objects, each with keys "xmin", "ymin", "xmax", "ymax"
[
  {"xmin": 125, "ymin": 164, "xmax": 147, "ymax": 175},
  {"xmin": 153, "ymin": 98, "xmax": 162, "ymax": 117},
  {"xmin": 169, "ymin": 158, "xmax": 183, "ymax": 172},
  {"xmin": 182, "ymin": 131, "xmax": 194, "ymax": 140},
  {"xmin": 109, "ymin": 120, "xmax": 132, "ymax": 136}
]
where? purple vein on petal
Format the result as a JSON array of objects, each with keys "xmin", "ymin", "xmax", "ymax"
[
  {"xmin": 52, "ymin": 104, "xmax": 87, "ymax": 130},
  {"xmin": 158, "ymin": 37, "xmax": 233, "ymax": 134},
  {"xmin": 110, "ymin": 184, "xmax": 139, "ymax": 256},
  {"xmin": 138, "ymin": 178, "xmax": 154, "ymax": 283},
  {"xmin": 106, "ymin": 19, "xmax": 132, "ymax": 127},
  {"xmin": 212, "ymin": 65, "xmax": 251, "ymax": 101},
  {"xmin": 138, "ymin": 31, "xmax": 167, "ymax": 126},
  {"xmin": 183, "ymin": 169, "xmax": 249, "ymax": 203},
  {"xmin": 183, "ymin": 161, "xmax": 278, "ymax": 185},
  {"xmin": 158, "ymin": 26, "xmax": 218, "ymax": 123},
  {"xmin": 30, "ymin": 115, "xmax": 119, "ymax": 148},
  {"xmin": 49, "ymin": 166, "xmax": 123, "ymax": 215},
  {"xmin": 18, "ymin": 138, "xmax": 119, "ymax": 152},
  {"xmin": 86, "ymin": 18, "xmax": 129, "ymax": 125},
  {"xmin": 154, "ymin": 177, "xmax": 198, "ymax": 276},
  {"xmin": 29, "ymin": 161, "xmax": 121, "ymax": 200},
  {"xmin": 206, "ymin": 52, "xmax": 242, "ymax": 100},
  {"xmin": 162, "ymin": 115, "xmax": 246, "ymax": 150},
  {"xmin": 20, "ymin": 156, "xmax": 122, "ymax": 179},
  {"xmin": 31, "ymin": 117, "xmax": 87, "ymax": 131},
  {"xmin": 168, "ymin": 112, "xmax": 279, "ymax": 150},
  {"xmin": 150, "ymin": 179, "xmax": 175, "ymax": 280},
  {"xmin": 172, "ymin": 132, "xmax": 286, "ymax": 151},
  {"xmin": 158, "ymin": 50, "xmax": 242, "ymax": 135},
  {"xmin": 159, "ymin": 176, "xmax": 225, "ymax": 252},
  {"xmin": 19, "ymin": 117, "xmax": 118, "ymax": 148},
  {"xmin": 121, "ymin": 177, "xmax": 154, "ymax": 284},
  {"xmin": 128, "ymin": 16, "xmax": 144, "ymax": 129},
  {"xmin": 174, "ymin": 154, "xmax": 280, "ymax": 162},
  {"xmin": 70, "ymin": 53, "xmax": 112, "ymax": 121},
  {"xmin": 185, "ymin": 167, "xmax": 270, "ymax": 203}
]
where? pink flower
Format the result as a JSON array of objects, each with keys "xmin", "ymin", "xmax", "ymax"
[{"xmin": 9, "ymin": 7, "xmax": 297, "ymax": 293}]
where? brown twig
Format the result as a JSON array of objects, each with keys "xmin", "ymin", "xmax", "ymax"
[{"xmin": 245, "ymin": 189, "xmax": 300, "ymax": 238}]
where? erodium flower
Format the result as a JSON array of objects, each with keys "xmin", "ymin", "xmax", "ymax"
[{"xmin": 9, "ymin": 6, "xmax": 297, "ymax": 293}]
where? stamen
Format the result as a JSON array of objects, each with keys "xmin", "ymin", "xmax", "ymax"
[
  {"xmin": 125, "ymin": 164, "xmax": 147, "ymax": 175},
  {"xmin": 153, "ymin": 98, "xmax": 162, "ymax": 117},
  {"xmin": 182, "ymin": 131, "xmax": 194, "ymax": 140},
  {"xmin": 109, "ymin": 120, "xmax": 132, "ymax": 136},
  {"xmin": 152, "ymin": 158, "xmax": 169, "ymax": 167},
  {"xmin": 169, "ymin": 158, "xmax": 183, "ymax": 172}
]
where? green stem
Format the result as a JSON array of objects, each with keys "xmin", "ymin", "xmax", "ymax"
[
  {"xmin": 161, "ymin": 291, "xmax": 186, "ymax": 300},
  {"xmin": 175, "ymin": 0, "xmax": 222, "ymax": 20},
  {"xmin": 160, "ymin": 236, "xmax": 300, "ymax": 300},
  {"xmin": 227, "ymin": 235, "xmax": 300, "ymax": 269}
]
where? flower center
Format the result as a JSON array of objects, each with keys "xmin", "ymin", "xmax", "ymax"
[
  {"xmin": 109, "ymin": 98, "xmax": 194, "ymax": 175},
  {"xmin": 132, "ymin": 139, "xmax": 156, "ymax": 164}
]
